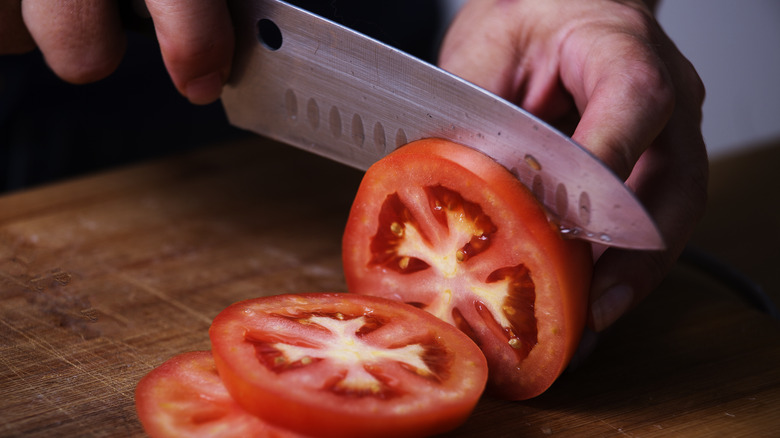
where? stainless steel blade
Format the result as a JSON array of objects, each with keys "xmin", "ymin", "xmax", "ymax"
[{"xmin": 221, "ymin": 0, "xmax": 664, "ymax": 250}]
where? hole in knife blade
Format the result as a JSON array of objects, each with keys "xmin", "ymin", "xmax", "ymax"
[
  {"xmin": 257, "ymin": 19, "xmax": 282, "ymax": 51},
  {"xmin": 329, "ymin": 106, "xmax": 342, "ymax": 138},
  {"xmin": 555, "ymin": 182, "xmax": 568, "ymax": 218},
  {"xmin": 307, "ymin": 98, "xmax": 320, "ymax": 129},
  {"xmin": 352, "ymin": 113, "xmax": 365, "ymax": 147},
  {"xmin": 373, "ymin": 122, "xmax": 386, "ymax": 153},
  {"xmin": 285, "ymin": 89, "xmax": 298, "ymax": 120},
  {"xmin": 579, "ymin": 191, "xmax": 591, "ymax": 226},
  {"xmin": 532, "ymin": 174, "xmax": 545, "ymax": 204},
  {"xmin": 395, "ymin": 128, "xmax": 408, "ymax": 148}
]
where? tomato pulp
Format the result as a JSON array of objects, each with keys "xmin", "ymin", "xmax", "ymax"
[
  {"xmin": 135, "ymin": 351, "xmax": 305, "ymax": 438},
  {"xmin": 209, "ymin": 293, "xmax": 488, "ymax": 438},
  {"xmin": 342, "ymin": 138, "xmax": 593, "ymax": 400}
]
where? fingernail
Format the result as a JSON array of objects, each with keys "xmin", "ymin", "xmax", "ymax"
[
  {"xmin": 591, "ymin": 284, "xmax": 633, "ymax": 332},
  {"xmin": 185, "ymin": 72, "xmax": 223, "ymax": 105}
]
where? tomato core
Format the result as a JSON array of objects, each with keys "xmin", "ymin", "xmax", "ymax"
[
  {"xmin": 245, "ymin": 311, "xmax": 450, "ymax": 399},
  {"xmin": 367, "ymin": 181, "xmax": 539, "ymax": 362}
]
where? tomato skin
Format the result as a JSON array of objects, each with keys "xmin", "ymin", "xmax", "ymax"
[
  {"xmin": 135, "ymin": 351, "xmax": 306, "ymax": 438},
  {"xmin": 209, "ymin": 293, "xmax": 488, "ymax": 438},
  {"xmin": 342, "ymin": 138, "xmax": 593, "ymax": 400}
]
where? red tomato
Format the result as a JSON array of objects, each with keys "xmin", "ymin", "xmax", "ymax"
[
  {"xmin": 342, "ymin": 138, "xmax": 593, "ymax": 400},
  {"xmin": 209, "ymin": 293, "xmax": 488, "ymax": 438},
  {"xmin": 135, "ymin": 351, "xmax": 306, "ymax": 438}
]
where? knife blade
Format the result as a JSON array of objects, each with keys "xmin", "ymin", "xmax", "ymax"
[{"xmin": 220, "ymin": 0, "xmax": 664, "ymax": 250}]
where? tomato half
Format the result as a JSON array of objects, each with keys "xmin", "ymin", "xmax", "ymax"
[
  {"xmin": 209, "ymin": 293, "xmax": 487, "ymax": 438},
  {"xmin": 342, "ymin": 138, "xmax": 593, "ymax": 400},
  {"xmin": 135, "ymin": 351, "xmax": 305, "ymax": 438}
]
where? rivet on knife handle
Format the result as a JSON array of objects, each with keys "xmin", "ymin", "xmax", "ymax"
[{"xmin": 221, "ymin": 0, "xmax": 664, "ymax": 250}]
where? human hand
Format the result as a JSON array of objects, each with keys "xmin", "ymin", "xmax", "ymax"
[
  {"xmin": 439, "ymin": 0, "xmax": 708, "ymax": 334},
  {"xmin": 0, "ymin": 0, "xmax": 234, "ymax": 105}
]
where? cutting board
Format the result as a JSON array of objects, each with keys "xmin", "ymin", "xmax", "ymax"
[{"xmin": 1, "ymin": 137, "xmax": 779, "ymax": 437}]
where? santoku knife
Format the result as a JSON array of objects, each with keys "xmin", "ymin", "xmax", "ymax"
[{"xmin": 220, "ymin": 0, "xmax": 664, "ymax": 250}]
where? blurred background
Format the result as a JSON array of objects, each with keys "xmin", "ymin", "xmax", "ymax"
[{"xmin": 657, "ymin": 0, "xmax": 780, "ymax": 158}]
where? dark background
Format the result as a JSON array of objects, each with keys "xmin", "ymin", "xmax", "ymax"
[{"xmin": 0, "ymin": 1, "xmax": 443, "ymax": 193}]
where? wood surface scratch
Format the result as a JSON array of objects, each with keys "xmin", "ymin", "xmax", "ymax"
[{"xmin": 116, "ymin": 272, "xmax": 213, "ymax": 325}]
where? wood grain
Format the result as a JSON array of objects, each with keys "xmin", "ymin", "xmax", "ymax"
[{"xmin": 1, "ymin": 137, "xmax": 779, "ymax": 437}]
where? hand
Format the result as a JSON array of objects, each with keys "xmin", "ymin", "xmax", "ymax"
[
  {"xmin": 439, "ymin": 0, "xmax": 708, "ymax": 333},
  {"xmin": 0, "ymin": 0, "xmax": 234, "ymax": 105}
]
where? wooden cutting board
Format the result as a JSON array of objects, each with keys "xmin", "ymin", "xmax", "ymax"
[{"xmin": 1, "ymin": 136, "xmax": 779, "ymax": 437}]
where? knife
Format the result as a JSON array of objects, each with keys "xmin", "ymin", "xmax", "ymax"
[{"xmin": 220, "ymin": 0, "xmax": 664, "ymax": 250}]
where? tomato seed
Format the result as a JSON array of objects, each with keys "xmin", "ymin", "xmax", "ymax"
[{"xmin": 390, "ymin": 222, "xmax": 404, "ymax": 237}]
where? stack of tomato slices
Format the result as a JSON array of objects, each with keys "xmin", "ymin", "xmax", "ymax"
[
  {"xmin": 136, "ymin": 293, "xmax": 489, "ymax": 438},
  {"xmin": 135, "ymin": 139, "xmax": 592, "ymax": 437}
]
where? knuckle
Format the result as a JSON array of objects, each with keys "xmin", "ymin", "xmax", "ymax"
[{"xmin": 679, "ymin": 58, "xmax": 706, "ymax": 107}]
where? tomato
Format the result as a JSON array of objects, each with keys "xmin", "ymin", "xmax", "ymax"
[
  {"xmin": 135, "ymin": 351, "xmax": 306, "ymax": 438},
  {"xmin": 208, "ymin": 293, "xmax": 487, "ymax": 438},
  {"xmin": 342, "ymin": 138, "xmax": 593, "ymax": 400}
]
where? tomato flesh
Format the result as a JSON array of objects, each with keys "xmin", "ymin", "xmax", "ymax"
[
  {"xmin": 135, "ymin": 351, "xmax": 306, "ymax": 438},
  {"xmin": 342, "ymin": 138, "xmax": 593, "ymax": 400},
  {"xmin": 209, "ymin": 293, "xmax": 488, "ymax": 438}
]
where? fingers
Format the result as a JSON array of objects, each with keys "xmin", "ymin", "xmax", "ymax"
[
  {"xmin": 144, "ymin": 0, "xmax": 234, "ymax": 105},
  {"xmin": 438, "ymin": 0, "xmax": 519, "ymax": 98},
  {"xmin": 589, "ymin": 139, "xmax": 708, "ymax": 331},
  {"xmin": 564, "ymin": 13, "xmax": 676, "ymax": 180},
  {"xmin": 21, "ymin": 0, "xmax": 126, "ymax": 83},
  {"xmin": 5, "ymin": 0, "xmax": 233, "ymax": 104},
  {"xmin": 588, "ymin": 42, "xmax": 708, "ymax": 332},
  {"xmin": 0, "ymin": 2, "xmax": 35, "ymax": 54}
]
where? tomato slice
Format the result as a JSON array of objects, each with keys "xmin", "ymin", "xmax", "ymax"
[
  {"xmin": 135, "ymin": 351, "xmax": 306, "ymax": 438},
  {"xmin": 342, "ymin": 138, "xmax": 593, "ymax": 400},
  {"xmin": 209, "ymin": 293, "xmax": 487, "ymax": 438}
]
